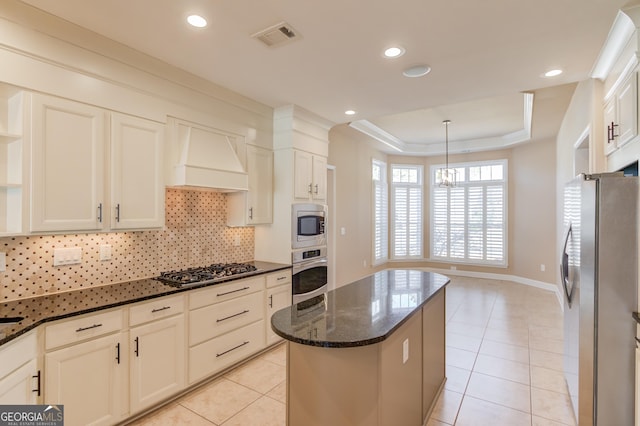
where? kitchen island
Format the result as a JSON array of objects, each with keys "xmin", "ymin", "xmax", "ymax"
[{"xmin": 271, "ymin": 269, "xmax": 449, "ymax": 426}]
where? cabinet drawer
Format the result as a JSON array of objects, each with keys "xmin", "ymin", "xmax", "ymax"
[
  {"xmin": 188, "ymin": 320, "xmax": 264, "ymax": 384},
  {"xmin": 0, "ymin": 331, "xmax": 37, "ymax": 380},
  {"xmin": 189, "ymin": 291, "xmax": 264, "ymax": 345},
  {"xmin": 45, "ymin": 309, "xmax": 123, "ymax": 350},
  {"xmin": 129, "ymin": 294, "xmax": 184, "ymax": 327},
  {"xmin": 189, "ymin": 276, "xmax": 264, "ymax": 310},
  {"xmin": 266, "ymin": 270, "xmax": 291, "ymax": 288}
]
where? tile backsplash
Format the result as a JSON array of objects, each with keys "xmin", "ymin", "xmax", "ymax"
[{"xmin": 0, "ymin": 188, "xmax": 254, "ymax": 302}]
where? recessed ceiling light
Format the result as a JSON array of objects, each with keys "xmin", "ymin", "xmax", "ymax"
[
  {"xmin": 187, "ymin": 15, "xmax": 208, "ymax": 28},
  {"xmin": 403, "ymin": 64, "xmax": 431, "ymax": 78},
  {"xmin": 544, "ymin": 69, "xmax": 563, "ymax": 77},
  {"xmin": 345, "ymin": 110, "xmax": 356, "ymax": 116},
  {"xmin": 383, "ymin": 46, "xmax": 405, "ymax": 58}
]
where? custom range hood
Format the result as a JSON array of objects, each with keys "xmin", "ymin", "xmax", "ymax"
[{"xmin": 169, "ymin": 120, "xmax": 248, "ymax": 191}]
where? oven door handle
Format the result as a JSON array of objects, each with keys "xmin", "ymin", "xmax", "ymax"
[{"xmin": 292, "ymin": 258, "xmax": 328, "ymax": 274}]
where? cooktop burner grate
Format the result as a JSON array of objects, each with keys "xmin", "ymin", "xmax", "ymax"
[{"xmin": 156, "ymin": 262, "xmax": 258, "ymax": 287}]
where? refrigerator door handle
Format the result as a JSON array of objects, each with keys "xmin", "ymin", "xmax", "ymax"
[{"xmin": 561, "ymin": 225, "xmax": 573, "ymax": 306}]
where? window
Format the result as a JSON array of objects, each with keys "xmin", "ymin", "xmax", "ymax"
[
  {"xmin": 372, "ymin": 159, "xmax": 388, "ymax": 265},
  {"xmin": 391, "ymin": 164, "xmax": 423, "ymax": 259},
  {"xmin": 430, "ymin": 160, "xmax": 507, "ymax": 266}
]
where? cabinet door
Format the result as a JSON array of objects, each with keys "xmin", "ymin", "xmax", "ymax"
[
  {"xmin": 247, "ymin": 145, "xmax": 273, "ymax": 224},
  {"xmin": 44, "ymin": 333, "xmax": 127, "ymax": 426},
  {"xmin": 31, "ymin": 94, "xmax": 106, "ymax": 232},
  {"xmin": 312, "ymin": 155, "xmax": 327, "ymax": 201},
  {"xmin": 0, "ymin": 359, "xmax": 39, "ymax": 404},
  {"xmin": 616, "ymin": 73, "xmax": 638, "ymax": 147},
  {"xmin": 111, "ymin": 113, "xmax": 164, "ymax": 229},
  {"xmin": 130, "ymin": 315, "xmax": 185, "ymax": 414},
  {"xmin": 293, "ymin": 150, "xmax": 313, "ymax": 200},
  {"xmin": 265, "ymin": 284, "xmax": 292, "ymax": 345}
]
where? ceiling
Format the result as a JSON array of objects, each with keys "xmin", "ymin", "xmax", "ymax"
[{"xmin": 17, "ymin": 0, "xmax": 627, "ymax": 154}]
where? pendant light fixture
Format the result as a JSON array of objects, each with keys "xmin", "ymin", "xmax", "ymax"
[{"xmin": 438, "ymin": 119, "xmax": 457, "ymax": 187}]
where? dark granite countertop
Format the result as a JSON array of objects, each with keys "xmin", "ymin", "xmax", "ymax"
[
  {"xmin": 0, "ymin": 261, "xmax": 290, "ymax": 346},
  {"xmin": 271, "ymin": 269, "xmax": 449, "ymax": 348}
]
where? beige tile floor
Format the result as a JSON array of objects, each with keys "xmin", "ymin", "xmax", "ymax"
[{"xmin": 130, "ymin": 276, "xmax": 575, "ymax": 426}]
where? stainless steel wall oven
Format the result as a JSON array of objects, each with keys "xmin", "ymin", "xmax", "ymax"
[{"xmin": 292, "ymin": 246, "xmax": 327, "ymax": 304}]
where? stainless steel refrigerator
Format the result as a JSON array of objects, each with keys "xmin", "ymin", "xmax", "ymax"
[{"xmin": 561, "ymin": 173, "xmax": 637, "ymax": 425}]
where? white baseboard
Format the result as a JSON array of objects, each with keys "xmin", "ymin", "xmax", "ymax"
[{"xmin": 413, "ymin": 267, "xmax": 564, "ymax": 311}]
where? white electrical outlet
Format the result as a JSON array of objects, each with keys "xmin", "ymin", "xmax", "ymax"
[
  {"xmin": 450, "ymin": 265, "xmax": 457, "ymax": 271},
  {"xmin": 403, "ymin": 338, "xmax": 409, "ymax": 364},
  {"xmin": 53, "ymin": 247, "xmax": 82, "ymax": 266},
  {"xmin": 0, "ymin": 252, "xmax": 5, "ymax": 272},
  {"xmin": 540, "ymin": 264, "xmax": 546, "ymax": 272},
  {"xmin": 99, "ymin": 245, "xmax": 112, "ymax": 261},
  {"xmin": 340, "ymin": 227, "xmax": 346, "ymax": 236},
  {"xmin": 233, "ymin": 235, "xmax": 241, "ymax": 246}
]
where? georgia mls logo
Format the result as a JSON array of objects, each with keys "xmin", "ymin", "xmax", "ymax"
[{"xmin": 0, "ymin": 404, "xmax": 64, "ymax": 426}]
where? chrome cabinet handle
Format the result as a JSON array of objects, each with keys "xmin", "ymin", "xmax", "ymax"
[
  {"xmin": 151, "ymin": 306, "xmax": 171, "ymax": 313},
  {"xmin": 116, "ymin": 342, "xmax": 121, "ymax": 364},
  {"xmin": 314, "ymin": 184, "xmax": 318, "ymax": 194},
  {"xmin": 216, "ymin": 310, "xmax": 249, "ymax": 323},
  {"xmin": 249, "ymin": 207, "xmax": 253, "ymax": 219},
  {"xmin": 134, "ymin": 337, "xmax": 139, "ymax": 357},
  {"xmin": 97, "ymin": 203, "xmax": 103, "ymax": 223},
  {"xmin": 115, "ymin": 203, "xmax": 120, "ymax": 222},
  {"xmin": 269, "ymin": 294, "xmax": 273, "ymax": 308},
  {"xmin": 216, "ymin": 341, "xmax": 249, "ymax": 358},
  {"xmin": 308, "ymin": 183, "xmax": 312, "ymax": 194}
]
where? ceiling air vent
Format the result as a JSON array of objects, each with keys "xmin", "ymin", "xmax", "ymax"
[{"xmin": 252, "ymin": 22, "xmax": 301, "ymax": 47}]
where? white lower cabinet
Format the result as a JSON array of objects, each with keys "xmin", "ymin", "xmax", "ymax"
[
  {"xmin": 188, "ymin": 276, "xmax": 266, "ymax": 384},
  {"xmin": 265, "ymin": 270, "xmax": 292, "ymax": 346},
  {"xmin": 130, "ymin": 315, "xmax": 185, "ymax": 414},
  {"xmin": 189, "ymin": 320, "xmax": 264, "ymax": 383},
  {"xmin": 0, "ymin": 331, "xmax": 40, "ymax": 405},
  {"xmin": 44, "ymin": 332, "xmax": 128, "ymax": 426},
  {"xmin": 32, "ymin": 272, "xmax": 285, "ymax": 423}
]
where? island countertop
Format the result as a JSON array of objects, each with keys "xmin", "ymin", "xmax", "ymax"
[{"xmin": 271, "ymin": 269, "xmax": 449, "ymax": 348}]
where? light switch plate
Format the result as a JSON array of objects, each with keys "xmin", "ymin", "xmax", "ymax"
[
  {"xmin": 403, "ymin": 338, "xmax": 409, "ymax": 364},
  {"xmin": 53, "ymin": 247, "xmax": 82, "ymax": 266},
  {"xmin": 0, "ymin": 252, "xmax": 5, "ymax": 272}
]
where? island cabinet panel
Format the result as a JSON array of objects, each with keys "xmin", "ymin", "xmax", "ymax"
[
  {"xmin": 379, "ymin": 311, "xmax": 423, "ymax": 426},
  {"xmin": 422, "ymin": 289, "xmax": 446, "ymax": 419},
  {"xmin": 287, "ymin": 344, "xmax": 379, "ymax": 426}
]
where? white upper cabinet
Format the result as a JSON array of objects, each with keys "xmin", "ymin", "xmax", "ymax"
[
  {"xmin": 30, "ymin": 93, "xmax": 106, "ymax": 232},
  {"xmin": 30, "ymin": 93, "xmax": 165, "ymax": 233},
  {"xmin": 0, "ymin": 86, "xmax": 25, "ymax": 236},
  {"xmin": 294, "ymin": 149, "xmax": 326, "ymax": 201},
  {"xmin": 604, "ymin": 72, "xmax": 638, "ymax": 156},
  {"xmin": 227, "ymin": 144, "xmax": 273, "ymax": 226},
  {"xmin": 110, "ymin": 113, "xmax": 164, "ymax": 229}
]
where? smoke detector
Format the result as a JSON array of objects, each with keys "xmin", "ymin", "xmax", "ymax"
[{"xmin": 252, "ymin": 22, "xmax": 301, "ymax": 47}]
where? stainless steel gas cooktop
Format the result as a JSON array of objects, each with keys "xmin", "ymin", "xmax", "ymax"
[{"xmin": 156, "ymin": 262, "xmax": 258, "ymax": 288}]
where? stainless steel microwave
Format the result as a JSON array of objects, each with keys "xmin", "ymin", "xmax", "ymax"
[{"xmin": 292, "ymin": 203, "xmax": 327, "ymax": 249}]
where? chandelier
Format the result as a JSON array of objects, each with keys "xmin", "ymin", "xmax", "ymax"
[{"xmin": 438, "ymin": 119, "xmax": 457, "ymax": 187}]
